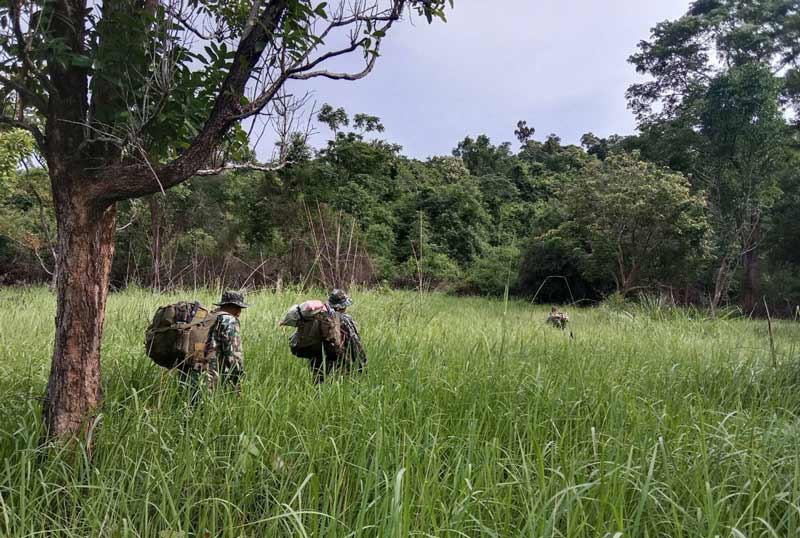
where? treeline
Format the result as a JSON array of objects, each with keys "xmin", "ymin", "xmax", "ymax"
[
  {"xmin": 2, "ymin": 109, "xmax": 798, "ymax": 314},
  {"xmin": 2, "ymin": 1, "xmax": 800, "ymax": 315}
]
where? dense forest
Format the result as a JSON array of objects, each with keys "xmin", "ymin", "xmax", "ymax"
[{"xmin": 2, "ymin": 1, "xmax": 800, "ymax": 316}]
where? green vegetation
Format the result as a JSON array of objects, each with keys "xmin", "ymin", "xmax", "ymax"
[
  {"xmin": 2, "ymin": 287, "xmax": 799, "ymax": 536},
  {"xmin": 2, "ymin": 0, "xmax": 800, "ymax": 315}
]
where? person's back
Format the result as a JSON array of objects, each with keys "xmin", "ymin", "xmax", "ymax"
[
  {"xmin": 288, "ymin": 301, "xmax": 342, "ymax": 384},
  {"xmin": 335, "ymin": 310, "xmax": 367, "ymax": 374},
  {"xmin": 206, "ymin": 310, "xmax": 244, "ymax": 389},
  {"xmin": 190, "ymin": 291, "xmax": 249, "ymax": 396},
  {"xmin": 326, "ymin": 289, "xmax": 367, "ymax": 375}
]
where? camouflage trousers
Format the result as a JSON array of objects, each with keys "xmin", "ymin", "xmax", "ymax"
[
  {"xmin": 178, "ymin": 360, "xmax": 243, "ymax": 403},
  {"xmin": 547, "ymin": 317, "xmax": 568, "ymax": 330},
  {"xmin": 308, "ymin": 351, "xmax": 339, "ymax": 385},
  {"xmin": 294, "ymin": 346, "xmax": 368, "ymax": 384},
  {"xmin": 291, "ymin": 344, "xmax": 341, "ymax": 384}
]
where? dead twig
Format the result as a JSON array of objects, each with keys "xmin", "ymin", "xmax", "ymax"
[{"xmin": 763, "ymin": 297, "xmax": 777, "ymax": 368}]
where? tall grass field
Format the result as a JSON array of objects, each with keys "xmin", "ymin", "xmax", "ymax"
[{"xmin": 1, "ymin": 287, "xmax": 799, "ymax": 537}]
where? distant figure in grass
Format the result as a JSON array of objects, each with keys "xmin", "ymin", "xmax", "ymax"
[
  {"xmin": 328, "ymin": 289, "xmax": 367, "ymax": 376},
  {"xmin": 546, "ymin": 306, "xmax": 569, "ymax": 330},
  {"xmin": 192, "ymin": 291, "xmax": 248, "ymax": 396}
]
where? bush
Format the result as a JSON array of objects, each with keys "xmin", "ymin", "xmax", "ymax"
[
  {"xmin": 463, "ymin": 245, "xmax": 521, "ymax": 296},
  {"xmin": 397, "ymin": 251, "xmax": 461, "ymax": 290}
]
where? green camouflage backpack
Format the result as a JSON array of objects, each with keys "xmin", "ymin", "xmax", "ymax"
[
  {"xmin": 145, "ymin": 301, "xmax": 219, "ymax": 369},
  {"xmin": 289, "ymin": 310, "xmax": 342, "ymax": 357}
]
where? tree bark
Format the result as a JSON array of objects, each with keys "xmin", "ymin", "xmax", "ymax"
[
  {"xmin": 43, "ymin": 182, "xmax": 116, "ymax": 439},
  {"xmin": 149, "ymin": 197, "xmax": 161, "ymax": 291},
  {"xmin": 710, "ymin": 256, "xmax": 733, "ymax": 320},
  {"xmin": 741, "ymin": 209, "xmax": 761, "ymax": 315},
  {"xmin": 742, "ymin": 248, "xmax": 759, "ymax": 314}
]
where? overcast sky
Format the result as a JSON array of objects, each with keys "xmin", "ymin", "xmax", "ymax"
[{"xmin": 258, "ymin": 0, "xmax": 693, "ymax": 160}]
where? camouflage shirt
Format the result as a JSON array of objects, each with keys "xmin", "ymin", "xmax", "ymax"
[
  {"xmin": 335, "ymin": 312, "xmax": 367, "ymax": 372},
  {"xmin": 204, "ymin": 312, "xmax": 244, "ymax": 389},
  {"xmin": 546, "ymin": 311, "xmax": 569, "ymax": 330}
]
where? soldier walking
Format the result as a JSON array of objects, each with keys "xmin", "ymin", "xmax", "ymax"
[
  {"xmin": 328, "ymin": 289, "xmax": 367, "ymax": 375},
  {"xmin": 286, "ymin": 289, "xmax": 366, "ymax": 384},
  {"xmin": 287, "ymin": 297, "xmax": 342, "ymax": 384},
  {"xmin": 188, "ymin": 291, "xmax": 248, "ymax": 397},
  {"xmin": 546, "ymin": 306, "xmax": 569, "ymax": 330}
]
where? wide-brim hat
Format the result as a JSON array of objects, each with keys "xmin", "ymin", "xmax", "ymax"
[
  {"xmin": 214, "ymin": 291, "xmax": 250, "ymax": 308},
  {"xmin": 328, "ymin": 289, "xmax": 353, "ymax": 308}
]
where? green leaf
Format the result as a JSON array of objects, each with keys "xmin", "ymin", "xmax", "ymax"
[{"xmin": 70, "ymin": 55, "xmax": 93, "ymax": 68}]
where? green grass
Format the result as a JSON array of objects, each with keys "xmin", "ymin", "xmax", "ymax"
[{"xmin": 1, "ymin": 287, "xmax": 799, "ymax": 537}]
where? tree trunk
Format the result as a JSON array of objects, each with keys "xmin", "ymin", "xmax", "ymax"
[
  {"xmin": 710, "ymin": 256, "xmax": 733, "ymax": 320},
  {"xmin": 618, "ymin": 262, "xmax": 639, "ymax": 297},
  {"xmin": 149, "ymin": 197, "xmax": 161, "ymax": 291},
  {"xmin": 43, "ymin": 185, "xmax": 117, "ymax": 439},
  {"xmin": 741, "ymin": 209, "xmax": 761, "ymax": 315},
  {"xmin": 742, "ymin": 248, "xmax": 759, "ymax": 314}
]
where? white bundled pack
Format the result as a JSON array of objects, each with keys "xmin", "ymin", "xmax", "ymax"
[{"xmin": 279, "ymin": 300, "xmax": 326, "ymax": 327}]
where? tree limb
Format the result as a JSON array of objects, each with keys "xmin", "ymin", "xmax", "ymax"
[
  {"xmin": 288, "ymin": 37, "xmax": 368, "ymax": 77},
  {"xmin": 32, "ymin": 247, "xmax": 54, "ymax": 276},
  {"xmin": 92, "ymin": 0, "xmax": 292, "ymax": 203},
  {"xmin": 91, "ymin": 0, "xmax": 414, "ymax": 204},
  {"xmin": 166, "ymin": 4, "xmax": 223, "ymax": 41},
  {"xmin": 289, "ymin": 49, "xmax": 380, "ymax": 80},
  {"xmin": 194, "ymin": 161, "xmax": 291, "ymax": 176}
]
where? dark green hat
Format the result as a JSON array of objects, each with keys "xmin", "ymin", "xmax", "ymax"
[
  {"xmin": 214, "ymin": 291, "xmax": 250, "ymax": 309},
  {"xmin": 328, "ymin": 289, "xmax": 353, "ymax": 309}
]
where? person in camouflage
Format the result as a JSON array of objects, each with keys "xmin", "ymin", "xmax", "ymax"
[
  {"xmin": 328, "ymin": 289, "xmax": 367, "ymax": 376},
  {"xmin": 288, "ymin": 300, "xmax": 342, "ymax": 385},
  {"xmin": 192, "ymin": 291, "xmax": 248, "ymax": 395},
  {"xmin": 546, "ymin": 306, "xmax": 569, "ymax": 330}
]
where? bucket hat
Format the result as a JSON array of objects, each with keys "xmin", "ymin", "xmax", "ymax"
[
  {"xmin": 214, "ymin": 290, "xmax": 250, "ymax": 309},
  {"xmin": 327, "ymin": 289, "xmax": 353, "ymax": 309}
]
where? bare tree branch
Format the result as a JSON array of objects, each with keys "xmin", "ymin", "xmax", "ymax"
[
  {"xmin": 287, "ymin": 37, "xmax": 371, "ymax": 78},
  {"xmin": 28, "ymin": 185, "xmax": 56, "ymax": 258},
  {"xmin": 32, "ymin": 247, "xmax": 54, "ymax": 276},
  {"xmin": 115, "ymin": 199, "xmax": 141, "ymax": 232},
  {"xmin": 289, "ymin": 47, "xmax": 380, "ymax": 80},
  {"xmin": 195, "ymin": 160, "xmax": 290, "ymax": 176}
]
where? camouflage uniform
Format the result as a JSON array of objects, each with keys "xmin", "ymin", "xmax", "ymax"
[
  {"xmin": 327, "ymin": 289, "xmax": 366, "ymax": 378},
  {"xmin": 289, "ymin": 289, "xmax": 365, "ymax": 384},
  {"xmin": 546, "ymin": 307, "xmax": 569, "ymax": 330},
  {"xmin": 185, "ymin": 291, "xmax": 248, "ymax": 397},
  {"xmin": 290, "ymin": 306, "xmax": 342, "ymax": 384},
  {"xmin": 336, "ymin": 311, "xmax": 367, "ymax": 375},
  {"xmin": 205, "ymin": 312, "xmax": 244, "ymax": 391}
]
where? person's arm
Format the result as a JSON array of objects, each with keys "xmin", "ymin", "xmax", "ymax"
[
  {"xmin": 205, "ymin": 319, "xmax": 222, "ymax": 389},
  {"xmin": 206, "ymin": 316, "xmax": 239, "ymax": 388},
  {"xmin": 348, "ymin": 316, "xmax": 367, "ymax": 367},
  {"xmin": 225, "ymin": 319, "xmax": 244, "ymax": 392}
]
